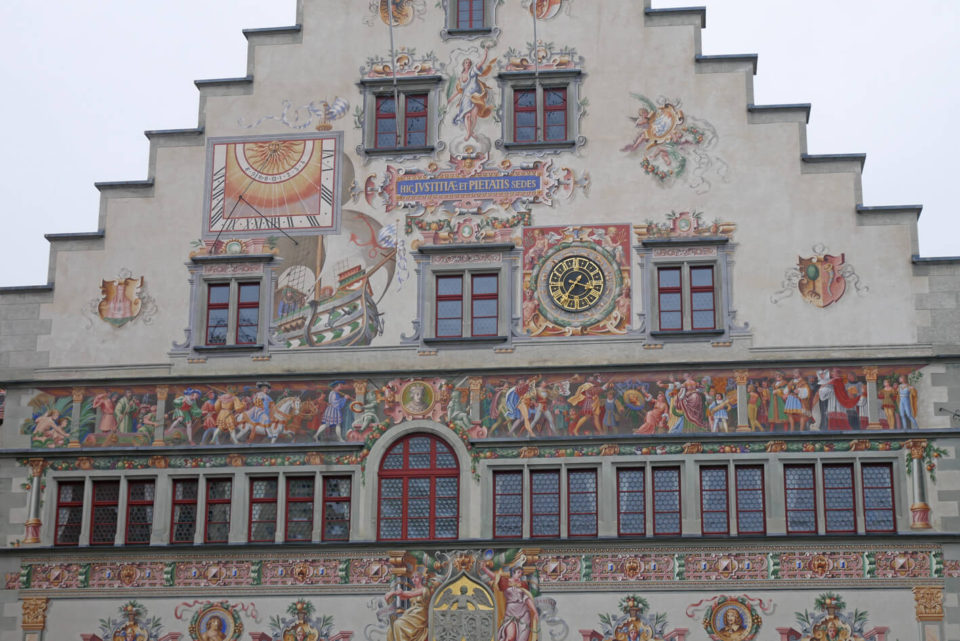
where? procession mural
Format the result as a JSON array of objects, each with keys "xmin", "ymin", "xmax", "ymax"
[
  {"xmin": 771, "ymin": 245, "xmax": 869, "ymax": 307},
  {"xmin": 633, "ymin": 211, "xmax": 736, "ymax": 242},
  {"xmin": 363, "ymin": 0, "xmax": 426, "ymax": 26},
  {"xmin": 239, "ymin": 97, "xmax": 350, "ymax": 131},
  {"xmin": 83, "ymin": 269, "xmax": 158, "ymax": 329},
  {"xmin": 523, "ymin": 224, "xmax": 631, "ymax": 337},
  {"xmin": 18, "ymin": 364, "xmax": 927, "ymax": 449},
  {"xmin": 685, "ymin": 595, "xmax": 771, "ymax": 641},
  {"xmin": 622, "ymin": 95, "xmax": 727, "ymax": 193}
]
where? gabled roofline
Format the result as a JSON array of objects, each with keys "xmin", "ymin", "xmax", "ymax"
[
  {"xmin": 801, "ymin": 153, "xmax": 866, "ymax": 171},
  {"xmin": 242, "ymin": 25, "xmax": 302, "ymax": 38},
  {"xmin": 695, "ymin": 53, "xmax": 758, "ymax": 75},
  {"xmin": 912, "ymin": 255, "xmax": 960, "ymax": 265},
  {"xmin": 857, "ymin": 204, "xmax": 923, "ymax": 220},
  {"xmin": 194, "ymin": 75, "xmax": 254, "ymax": 89},
  {"xmin": 748, "ymin": 103, "xmax": 811, "ymax": 124},
  {"xmin": 644, "ymin": 6, "xmax": 706, "ymax": 27}
]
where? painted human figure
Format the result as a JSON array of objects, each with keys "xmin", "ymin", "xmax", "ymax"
[
  {"xmin": 446, "ymin": 388, "xmax": 472, "ymax": 432},
  {"xmin": 210, "ymin": 388, "xmax": 244, "ymax": 444},
  {"xmin": 114, "ymin": 390, "xmax": 139, "ymax": 433},
  {"xmin": 635, "ymin": 392, "xmax": 667, "ymax": 434},
  {"xmin": 168, "ymin": 388, "xmax": 202, "ymax": 444},
  {"xmin": 528, "ymin": 381, "xmax": 558, "ymax": 435},
  {"xmin": 897, "ymin": 375, "xmax": 919, "ymax": 429},
  {"xmin": 33, "ymin": 409, "xmax": 69, "ymax": 446},
  {"xmin": 384, "ymin": 571, "xmax": 431, "ymax": 641},
  {"xmin": 878, "ymin": 378, "xmax": 898, "ymax": 429},
  {"xmin": 569, "ymin": 382, "xmax": 604, "ymax": 435},
  {"xmin": 200, "ymin": 616, "xmax": 227, "ymax": 641},
  {"xmin": 448, "ymin": 47, "xmax": 496, "ymax": 141},
  {"xmin": 315, "ymin": 381, "xmax": 352, "ymax": 441},
  {"xmin": 709, "ymin": 393, "xmax": 730, "ymax": 433},
  {"xmin": 844, "ymin": 372, "xmax": 866, "ymax": 430},
  {"xmin": 480, "ymin": 564, "xmax": 538, "ymax": 641},
  {"xmin": 783, "ymin": 382, "xmax": 804, "ymax": 431},
  {"xmin": 674, "ymin": 377, "xmax": 707, "ymax": 433},
  {"xmin": 107, "ymin": 280, "xmax": 133, "ymax": 319},
  {"xmin": 506, "ymin": 378, "xmax": 538, "ymax": 437},
  {"xmin": 93, "ymin": 392, "xmax": 119, "ymax": 433},
  {"xmin": 244, "ymin": 381, "xmax": 274, "ymax": 437},
  {"xmin": 746, "ymin": 384, "xmax": 763, "ymax": 431},
  {"xmin": 602, "ymin": 387, "xmax": 620, "ymax": 432},
  {"xmin": 351, "ymin": 389, "xmax": 382, "ymax": 435},
  {"xmin": 716, "ymin": 608, "xmax": 744, "ymax": 641}
]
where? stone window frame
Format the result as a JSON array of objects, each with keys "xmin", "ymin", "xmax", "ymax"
[
  {"xmin": 358, "ymin": 76, "xmax": 444, "ymax": 159},
  {"xmin": 441, "ymin": 0, "xmax": 500, "ymax": 39},
  {"xmin": 496, "ymin": 69, "xmax": 583, "ymax": 154}
]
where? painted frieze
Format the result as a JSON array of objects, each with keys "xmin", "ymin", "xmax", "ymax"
[
  {"xmin": 18, "ymin": 364, "xmax": 928, "ymax": 449},
  {"xmin": 523, "ymin": 224, "xmax": 631, "ymax": 336},
  {"xmin": 622, "ymin": 95, "xmax": 727, "ymax": 193}
]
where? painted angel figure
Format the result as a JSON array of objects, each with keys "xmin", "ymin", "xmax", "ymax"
[{"xmin": 448, "ymin": 46, "xmax": 497, "ymax": 142}]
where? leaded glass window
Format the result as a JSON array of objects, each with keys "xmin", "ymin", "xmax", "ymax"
[
  {"xmin": 204, "ymin": 478, "xmax": 232, "ymax": 543},
  {"xmin": 125, "ymin": 479, "xmax": 155, "ymax": 545},
  {"xmin": 735, "ymin": 466, "xmax": 765, "ymax": 535},
  {"xmin": 249, "ymin": 477, "xmax": 278, "ymax": 543},
  {"xmin": 823, "ymin": 464, "xmax": 856, "ymax": 533},
  {"xmin": 530, "ymin": 470, "xmax": 560, "ymax": 538},
  {"xmin": 700, "ymin": 467, "xmax": 728, "ymax": 535},
  {"xmin": 90, "ymin": 480, "xmax": 120, "ymax": 545},
  {"xmin": 323, "ymin": 476, "xmax": 351, "ymax": 541},
  {"xmin": 862, "ymin": 463, "xmax": 896, "ymax": 533},
  {"xmin": 617, "ymin": 468, "xmax": 645, "ymax": 536},
  {"xmin": 784, "ymin": 465, "xmax": 817, "ymax": 534},
  {"xmin": 171, "ymin": 478, "xmax": 198, "ymax": 544},
  {"xmin": 652, "ymin": 467, "xmax": 681, "ymax": 535},
  {"xmin": 285, "ymin": 476, "xmax": 315, "ymax": 542},
  {"xmin": 493, "ymin": 471, "xmax": 523, "ymax": 538},
  {"xmin": 55, "ymin": 481, "xmax": 84, "ymax": 546},
  {"xmin": 568, "ymin": 469, "xmax": 597, "ymax": 537}
]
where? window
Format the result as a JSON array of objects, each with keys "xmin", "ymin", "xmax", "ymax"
[
  {"xmin": 617, "ymin": 468, "xmax": 645, "ymax": 536},
  {"xmin": 378, "ymin": 434, "xmax": 459, "ymax": 540},
  {"xmin": 784, "ymin": 465, "xmax": 817, "ymax": 534},
  {"xmin": 426, "ymin": 269, "xmax": 504, "ymax": 342},
  {"xmin": 499, "ymin": 73, "xmax": 581, "ymax": 150},
  {"xmin": 90, "ymin": 480, "xmax": 120, "ymax": 545},
  {"xmin": 530, "ymin": 470, "xmax": 560, "ymax": 538},
  {"xmin": 822, "ymin": 464, "xmax": 856, "ymax": 534},
  {"xmin": 322, "ymin": 476, "xmax": 352, "ymax": 541},
  {"xmin": 735, "ymin": 466, "xmax": 765, "ymax": 535},
  {"xmin": 249, "ymin": 477, "xmax": 278, "ymax": 543},
  {"xmin": 861, "ymin": 463, "xmax": 896, "ymax": 533},
  {"xmin": 493, "ymin": 471, "xmax": 523, "ymax": 538},
  {"xmin": 374, "ymin": 94, "xmax": 428, "ymax": 149},
  {"xmin": 445, "ymin": 0, "xmax": 493, "ymax": 33},
  {"xmin": 699, "ymin": 467, "xmax": 728, "ymax": 535},
  {"xmin": 204, "ymin": 281, "xmax": 262, "ymax": 347},
  {"xmin": 54, "ymin": 481, "xmax": 84, "ymax": 546},
  {"xmin": 285, "ymin": 476, "xmax": 315, "ymax": 542},
  {"xmin": 204, "ymin": 478, "xmax": 232, "ymax": 543},
  {"xmin": 567, "ymin": 469, "xmax": 598, "ymax": 537},
  {"xmin": 125, "ymin": 480, "xmax": 155, "ymax": 545},
  {"xmin": 456, "ymin": 0, "xmax": 484, "ymax": 29},
  {"xmin": 656, "ymin": 265, "xmax": 717, "ymax": 332},
  {"xmin": 171, "ymin": 479, "xmax": 199, "ymax": 544},
  {"xmin": 652, "ymin": 467, "xmax": 681, "ymax": 535},
  {"xmin": 436, "ymin": 275, "xmax": 463, "ymax": 338},
  {"xmin": 360, "ymin": 79, "xmax": 441, "ymax": 155}
]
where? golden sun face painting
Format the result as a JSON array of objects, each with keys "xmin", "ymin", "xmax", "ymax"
[{"xmin": 204, "ymin": 133, "xmax": 342, "ymax": 238}]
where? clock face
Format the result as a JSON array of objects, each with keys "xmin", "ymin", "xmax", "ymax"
[
  {"xmin": 547, "ymin": 255, "xmax": 606, "ymax": 312},
  {"xmin": 203, "ymin": 133, "xmax": 342, "ymax": 239}
]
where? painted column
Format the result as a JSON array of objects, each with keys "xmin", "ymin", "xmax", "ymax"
[
  {"xmin": 469, "ymin": 377, "xmax": 483, "ymax": 425},
  {"xmin": 863, "ymin": 366, "xmax": 881, "ymax": 429},
  {"xmin": 914, "ymin": 586, "xmax": 945, "ymax": 641},
  {"xmin": 153, "ymin": 385, "xmax": 169, "ymax": 447},
  {"xmin": 21, "ymin": 597, "xmax": 48, "ymax": 641},
  {"xmin": 905, "ymin": 438, "xmax": 931, "ymax": 529},
  {"xmin": 68, "ymin": 388, "xmax": 83, "ymax": 448},
  {"xmin": 23, "ymin": 459, "xmax": 46, "ymax": 545},
  {"xmin": 734, "ymin": 370, "xmax": 749, "ymax": 431}
]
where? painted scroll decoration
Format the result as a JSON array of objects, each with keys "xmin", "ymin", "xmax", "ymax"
[
  {"xmin": 622, "ymin": 95, "xmax": 727, "ymax": 193},
  {"xmin": 771, "ymin": 244, "xmax": 869, "ymax": 307},
  {"xmin": 239, "ymin": 97, "xmax": 350, "ymax": 131},
  {"xmin": 501, "ymin": 40, "xmax": 582, "ymax": 72},
  {"xmin": 634, "ymin": 211, "xmax": 735, "ymax": 241}
]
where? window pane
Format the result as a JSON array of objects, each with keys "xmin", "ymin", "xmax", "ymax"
[
  {"xmin": 690, "ymin": 267, "xmax": 713, "ymax": 287},
  {"xmin": 516, "ymin": 90, "xmax": 536, "ymax": 108},
  {"xmin": 516, "ymin": 111, "xmax": 536, "ymax": 126},
  {"xmin": 545, "ymin": 89, "xmax": 566, "ymax": 107},
  {"xmin": 376, "ymin": 133, "xmax": 395, "ymax": 147},
  {"xmin": 545, "ymin": 125, "xmax": 566, "ymax": 141},
  {"xmin": 129, "ymin": 481, "xmax": 155, "ymax": 502},
  {"xmin": 437, "ymin": 300, "xmax": 462, "ymax": 318},
  {"xmin": 545, "ymin": 110, "xmax": 566, "ymax": 125},
  {"xmin": 208, "ymin": 284, "xmax": 229, "ymax": 305},
  {"xmin": 437, "ymin": 276, "xmax": 462, "ymax": 296},
  {"xmin": 406, "ymin": 116, "xmax": 426, "ymax": 132},
  {"xmin": 175, "ymin": 481, "xmax": 198, "ymax": 500},
  {"xmin": 472, "ymin": 316, "xmax": 497, "ymax": 336},
  {"xmin": 406, "ymin": 131, "xmax": 426, "ymax": 146},
  {"xmin": 237, "ymin": 307, "xmax": 259, "ymax": 325},
  {"xmin": 252, "ymin": 479, "xmax": 278, "ymax": 499},
  {"xmin": 406, "ymin": 95, "xmax": 427, "ymax": 112},
  {"xmin": 238, "ymin": 283, "xmax": 260, "ymax": 303},
  {"xmin": 691, "ymin": 291, "xmax": 714, "ymax": 310},
  {"xmin": 251, "ymin": 503, "xmax": 277, "ymax": 521},
  {"xmin": 473, "ymin": 298, "xmax": 497, "ymax": 317},
  {"xmin": 658, "ymin": 268, "xmax": 681, "ymax": 289},
  {"xmin": 473, "ymin": 274, "xmax": 497, "ymax": 295},
  {"xmin": 692, "ymin": 311, "xmax": 714, "ymax": 329},
  {"xmin": 437, "ymin": 318, "xmax": 460, "ymax": 337},
  {"xmin": 516, "ymin": 126, "xmax": 537, "ymax": 141},
  {"xmin": 288, "ymin": 478, "xmax": 314, "ymax": 498},
  {"xmin": 659, "ymin": 293, "xmax": 682, "ymax": 311},
  {"xmin": 208, "ymin": 481, "xmax": 232, "ymax": 500},
  {"xmin": 377, "ymin": 97, "xmax": 396, "ymax": 115}
]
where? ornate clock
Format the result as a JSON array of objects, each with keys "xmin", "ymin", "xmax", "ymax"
[
  {"xmin": 203, "ymin": 132, "xmax": 342, "ymax": 239},
  {"xmin": 532, "ymin": 242, "xmax": 622, "ymax": 328}
]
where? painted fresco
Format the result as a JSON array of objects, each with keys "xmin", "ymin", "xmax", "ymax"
[
  {"xmin": 523, "ymin": 0, "xmax": 572, "ymax": 20},
  {"xmin": 364, "ymin": 0, "xmax": 426, "ymax": 26},
  {"xmin": 190, "ymin": 208, "xmax": 398, "ymax": 349},
  {"xmin": 686, "ymin": 595, "xmax": 771, "ymax": 641},
  {"xmin": 501, "ymin": 41, "xmax": 582, "ymax": 72},
  {"xmin": 522, "ymin": 224, "xmax": 631, "ymax": 336},
  {"xmin": 591, "ymin": 595, "xmax": 680, "ymax": 641},
  {"xmin": 19, "ymin": 364, "xmax": 925, "ymax": 449},
  {"xmin": 83, "ymin": 269, "xmax": 158, "ymax": 329},
  {"xmin": 786, "ymin": 593, "xmax": 886, "ymax": 641},
  {"xmin": 772, "ymin": 244, "xmax": 869, "ymax": 306},
  {"xmin": 447, "ymin": 45, "xmax": 498, "ymax": 146},
  {"xmin": 633, "ymin": 211, "xmax": 736, "ymax": 241},
  {"xmin": 622, "ymin": 95, "xmax": 727, "ymax": 193},
  {"xmin": 239, "ymin": 97, "xmax": 350, "ymax": 131},
  {"xmin": 82, "ymin": 600, "xmax": 179, "ymax": 641}
]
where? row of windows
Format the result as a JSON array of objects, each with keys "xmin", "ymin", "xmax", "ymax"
[
  {"xmin": 489, "ymin": 463, "xmax": 896, "ymax": 538},
  {"xmin": 54, "ymin": 475, "xmax": 351, "ymax": 546}
]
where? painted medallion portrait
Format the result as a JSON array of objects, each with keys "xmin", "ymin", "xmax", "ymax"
[
  {"xmin": 401, "ymin": 381, "xmax": 435, "ymax": 416},
  {"xmin": 189, "ymin": 603, "xmax": 243, "ymax": 641},
  {"xmin": 702, "ymin": 598, "xmax": 761, "ymax": 641}
]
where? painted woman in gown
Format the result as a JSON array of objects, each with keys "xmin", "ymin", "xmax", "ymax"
[
  {"xmin": 384, "ymin": 571, "xmax": 432, "ymax": 641},
  {"xmin": 480, "ymin": 564, "xmax": 538, "ymax": 641},
  {"xmin": 448, "ymin": 47, "xmax": 496, "ymax": 142}
]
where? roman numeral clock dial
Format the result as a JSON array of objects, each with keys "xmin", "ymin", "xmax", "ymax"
[
  {"xmin": 533, "ymin": 243, "xmax": 622, "ymax": 330},
  {"xmin": 203, "ymin": 133, "xmax": 342, "ymax": 239}
]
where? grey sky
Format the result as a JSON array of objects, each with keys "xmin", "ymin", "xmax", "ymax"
[{"xmin": 0, "ymin": 0, "xmax": 957, "ymax": 287}]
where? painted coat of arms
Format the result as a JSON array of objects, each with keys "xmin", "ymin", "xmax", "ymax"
[
  {"xmin": 98, "ymin": 276, "xmax": 144, "ymax": 327},
  {"xmin": 797, "ymin": 253, "xmax": 846, "ymax": 308}
]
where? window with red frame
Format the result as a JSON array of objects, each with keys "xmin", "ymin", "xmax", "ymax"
[
  {"xmin": 170, "ymin": 479, "xmax": 199, "ymax": 544},
  {"xmin": 322, "ymin": 476, "xmax": 352, "ymax": 541},
  {"xmin": 657, "ymin": 268, "xmax": 682, "ymax": 331},
  {"xmin": 204, "ymin": 478, "xmax": 232, "ymax": 543},
  {"xmin": 514, "ymin": 89, "xmax": 537, "ymax": 143},
  {"xmin": 699, "ymin": 467, "xmax": 729, "ymax": 535},
  {"xmin": 689, "ymin": 266, "xmax": 716, "ymax": 330},
  {"xmin": 652, "ymin": 467, "xmax": 681, "ymax": 535},
  {"xmin": 822, "ymin": 464, "xmax": 856, "ymax": 534},
  {"xmin": 248, "ymin": 477, "xmax": 278, "ymax": 543},
  {"xmin": 125, "ymin": 480, "xmax": 155, "ymax": 544},
  {"xmin": 404, "ymin": 94, "xmax": 428, "ymax": 147},
  {"xmin": 862, "ymin": 463, "xmax": 896, "ymax": 533},
  {"xmin": 456, "ymin": 0, "xmax": 484, "ymax": 29},
  {"xmin": 436, "ymin": 275, "xmax": 463, "ymax": 337},
  {"xmin": 285, "ymin": 476, "xmax": 315, "ymax": 542},
  {"xmin": 530, "ymin": 470, "xmax": 560, "ymax": 538},
  {"xmin": 568, "ymin": 469, "xmax": 597, "ymax": 537},
  {"xmin": 378, "ymin": 434, "xmax": 459, "ymax": 540},
  {"xmin": 493, "ymin": 471, "xmax": 523, "ymax": 538},
  {"xmin": 543, "ymin": 88, "xmax": 567, "ymax": 142},
  {"xmin": 617, "ymin": 468, "xmax": 645, "ymax": 536},
  {"xmin": 205, "ymin": 283, "xmax": 230, "ymax": 345},
  {"xmin": 471, "ymin": 274, "xmax": 498, "ymax": 336},
  {"xmin": 784, "ymin": 465, "xmax": 817, "ymax": 534},
  {"xmin": 375, "ymin": 95, "xmax": 398, "ymax": 148},
  {"xmin": 55, "ymin": 481, "xmax": 84, "ymax": 546},
  {"xmin": 89, "ymin": 480, "xmax": 120, "ymax": 545},
  {"xmin": 735, "ymin": 466, "xmax": 765, "ymax": 535},
  {"xmin": 235, "ymin": 282, "xmax": 260, "ymax": 344}
]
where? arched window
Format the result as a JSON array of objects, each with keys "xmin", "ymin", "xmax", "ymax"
[{"xmin": 378, "ymin": 433, "xmax": 459, "ymax": 540}]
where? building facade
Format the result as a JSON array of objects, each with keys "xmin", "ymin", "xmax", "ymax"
[{"xmin": 1, "ymin": 1, "xmax": 960, "ymax": 640}]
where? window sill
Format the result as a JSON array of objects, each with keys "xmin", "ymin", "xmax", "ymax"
[
  {"xmin": 193, "ymin": 344, "xmax": 265, "ymax": 353},
  {"xmin": 364, "ymin": 145, "xmax": 435, "ymax": 157},
  {"xmin": 502, "ymin": 140, "xmax": 576, "ymax": 151},
  {"xmin": 446, "ymin": 27, "xmax": 494, "ymax": 36},
  {"xmin": 423, "ymin": 335, "xmax": 508, "ymax": 346},
  {"xmin": 650, "ymin": 329, "xmax": 724, "ymax": 338}
]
